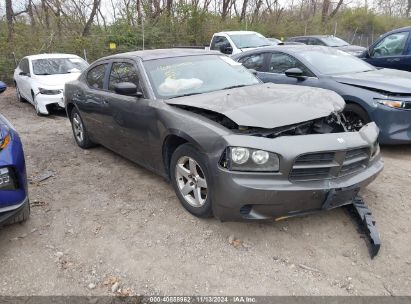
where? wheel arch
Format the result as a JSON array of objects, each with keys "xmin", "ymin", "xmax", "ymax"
[
  {"xmin": 162, "ymin": 130, "xmax": 205, "ymax": 179},
  {"xmin": 66, "ymin": 103, "xmax": 76, "ymax": 120},
  {"xmin": 342, "ymin": 97, "xmax": 372, "ymax": 120}
]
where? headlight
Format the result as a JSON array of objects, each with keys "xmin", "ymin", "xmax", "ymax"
[
  {"xmin": 231, "ymin": 147, "xmax": 250, "ymax": 164},
  {"xmin": 222, "ymin": 147, "xmax": 280, "ymax": 172},
  {"xmin": 0, "ymin": 167, "xmax": 16, "ymax": 190},
  {"xmin": 375, "ymin": 99, "xmax": 404, "ymax": 109},
  {"xmin": 38, "ymin": 88, "xmax": 62, "ymax": 95}
]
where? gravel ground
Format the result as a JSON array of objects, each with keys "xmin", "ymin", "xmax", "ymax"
[{"xmin": 0, "ymin": 88, "xmax": 410, "ymax": 296}]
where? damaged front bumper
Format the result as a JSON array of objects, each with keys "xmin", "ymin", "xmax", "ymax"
[
  {"xmin": 209, "ymin": 123, "xmax": 383, "ymax": 221},
  {"xmin": 35, "ymin": 93, "xmax": 65, "ymax": 114}
]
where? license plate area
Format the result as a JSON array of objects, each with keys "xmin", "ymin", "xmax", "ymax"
[{"xmin": 322, "ymin": 187, "xmax": 360, "ymax": 210}]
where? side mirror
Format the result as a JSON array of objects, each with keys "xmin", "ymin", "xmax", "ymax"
[
  {"xmin": 114, "ymin": 82, "xmax": 143, "ymax": 97},
  {"xmin": 248, "ymin": 69, "xmax": 258, "ymax": 76},
  {"xmin": 0, "ymin": 82, "xmax": 7, "ymax": 94},
  {"xmin": 366, "ymin": 48, "xmax": 372, "ymax": 58},
  {"xmin": 285, "ymin": 68, "xmax": 306, "ymax": 80},
  {"xmin": 19, "ymin": 71, "xmax": 30, "ymax": 77},
  {"xmin": 220, "ymin": 45, "xmax": 233, "ymax": 55}
]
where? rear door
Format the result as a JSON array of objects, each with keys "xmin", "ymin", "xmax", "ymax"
[
  {"xmin": 77, "ymin": 62, "xmax": 110, "ymax": 144},
  {"xmin": 366, "ymin": 31, "xmax": 411, "ymax": 71}
]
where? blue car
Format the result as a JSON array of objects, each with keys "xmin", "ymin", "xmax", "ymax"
[
  {"xmin": 0, "ymin": 81, "xmax": 6, "ymax": 94},
  {"xmin": 361, "ymin": 26, "xmax": 411, "ymax": 72},
  {"xmin": 0, "ymin": 82, "xmax": 30, "ymax": 226}
]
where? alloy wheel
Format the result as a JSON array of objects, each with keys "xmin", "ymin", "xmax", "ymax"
[
  {"xmin": 175, "ymin": 156, "xmax": 208, "ymax": 207},
  {"xmin": 72, "ymin": 113, "xmax": 84, "ymax": 143}
]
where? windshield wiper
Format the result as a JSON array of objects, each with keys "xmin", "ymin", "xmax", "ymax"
[
  {"xmin": 36, "ymin": 73, "xmax": 51, "ymax": 75},
  {"xmin": 221, "ymin": 84, "xmax": 248, "ymax": 90},
  {"xmin": 170, "ymin": 92, "xmax": 203, "ymax": 99}
]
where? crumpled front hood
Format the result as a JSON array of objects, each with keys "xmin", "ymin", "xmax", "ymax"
[
  {"xmin": 166, "ymin": 83, "xmax": 345, "ymax": 129},
  {"xmin": 33, "ymin": 73, "xmax": 81, "ymax": 88},
  {"xmin": 333, "ymin": 68, "xmax": 411, "ymax": 94}
]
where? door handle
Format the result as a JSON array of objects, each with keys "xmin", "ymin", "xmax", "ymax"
[{"xmin": 387, "ymin": 58, "xmax": 400, "ymax": 62}]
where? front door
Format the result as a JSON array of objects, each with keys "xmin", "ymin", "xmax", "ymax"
[
  {"xmin": 258, "ymin": 52, "xmax": 321, "ymax": 88},
  {"xmin": 366, "ymin": 31, "xmax": 411, "ymax": 71},
  {"xmin": 105, "ymin": 60, "xmax": 157, "ymax": 170}
]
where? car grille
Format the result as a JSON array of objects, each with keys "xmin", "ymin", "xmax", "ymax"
[{"xmin": 290, "ymin": 148, "xmax": 371, "ymax": 181}]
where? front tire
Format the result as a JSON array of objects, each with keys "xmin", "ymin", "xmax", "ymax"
[
  {"xmin": 343, "ymin": 103, "xmax": 370, "ymax": 131},
  {"xmin": 70, "ymin": 107, "xmax": 96, "ymax": 149},
  {"xmin": 170, "ymin": 144, "xmax": 213, "ymax": 218}
]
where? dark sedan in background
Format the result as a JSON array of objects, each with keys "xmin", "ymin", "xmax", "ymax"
[
  {"xmin": 361, "ymin": 26, "xmax": 411, "ymax": 72},
  {"xmin": 233, "ymin": 46, "xmax": 411, "ymax": 144},
  {"xmin": 286, "ymin": 35, "xmax": 366, "ymax": 57},
  {"xmin": 64, "ymin": 49, "xmax": 382, "ymax": 221}
]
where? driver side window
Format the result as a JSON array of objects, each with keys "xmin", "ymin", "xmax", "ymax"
[
  {"xmin": 372, "ymin": 32, "xmax": 409, "ymax": 58},
  {"xmin": 269, "ymin": 52, "xmax": 313, "ymax": 76},
  {"xmin": 19, "ymin": 58, "xmax": 30, "ymax": 75},
  {"xmin": 108, "ymin": 62, "xmax": 140, "ymax": 92}
]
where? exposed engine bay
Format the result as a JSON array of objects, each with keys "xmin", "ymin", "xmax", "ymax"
[{"xmin": 176, "ymin": 105, "xmax": 348, "ymax": 138}]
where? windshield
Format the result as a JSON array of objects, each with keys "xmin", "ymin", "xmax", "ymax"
[
  {"xmin": 320, "ymin": 36, "xmax": 349, "ymax": 47},
  {"xmin": 32, "ymin": 57, "xmax": 88, "ymax": 75},
  {"xmin": 299, "ymin": 49, "xmax": 375, "ymax": 75},
  {"xmin": 229, "ymin": 33, "xmax": 271, "ymax": 49},
  {"xmin": 144, "ymin": 55, "xmax": 260, "ymax": 99}
]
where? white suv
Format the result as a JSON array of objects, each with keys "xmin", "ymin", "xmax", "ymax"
[
  {"xmin": 209, "ymin": 31, "xmax": 272, "ymax": 55},
  {"xmin": 14, "ymin": 54, "xmax": 88, "ymax": 115}
]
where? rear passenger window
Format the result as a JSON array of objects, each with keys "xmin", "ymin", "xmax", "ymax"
[
  {"xmin": 238, "ymin": 53, "xmax": 266, "ymax": 71},
  {"xmin": 108, "ymin": 62, "xmax": 140, "ymax": 91},
  {"xmin": 87, "ymin": 64, "xmax": 107, "ymax": 89},
  {"xmin": 309, "ymin": 38, "xmax": 325, "ymax": 46}
]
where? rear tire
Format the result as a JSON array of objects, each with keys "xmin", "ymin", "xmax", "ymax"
[
  {"xmin": 4, "ymin": 202, "xmax": 30, "ymax": 226},
  {"xmin": 70, "ymin": 107, "xmax": 96, "ymax": 149},
  {"xmin": 170, "ymin": 143, "xmax": 213, "ymax": 218},
  {"xmin": 343, "ymin": 103, "xmax": 370, "ymax": 131}
]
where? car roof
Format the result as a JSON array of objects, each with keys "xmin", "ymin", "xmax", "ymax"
[
  {"xmin": 384, "ymin": 26, "xmax": 411, "ymax": 35},
  {"xmin": 290, "ymin": 35, "xmax": 333, "ymax": 39},
  {"xmin": 100, "ymin": 48, "xmax": 221, "ymax": 61},
  {"xmin": 25, "ymin": 53, "xmax": 82, "ymax": 60},
  {"xmin": 215, "ymin": 31, "xmax": 259, "ymax": 36},
  {"xmin": 232, "ymin": 45, "xmax": 341, "ymax": 59}
]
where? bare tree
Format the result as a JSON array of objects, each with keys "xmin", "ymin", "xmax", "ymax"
[
  {"xmin": 240, "ymin": 0, "xmax": 248, "ymax": 22},
  {"xmin": 82, "ymin": 0, "xmax": 101, "ymax": 36},
  {"xmin": 6, "ymin": 0, "xmax": 14, "ymax": 42}
]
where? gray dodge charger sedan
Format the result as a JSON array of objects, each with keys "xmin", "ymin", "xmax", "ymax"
[{"xmin": 64, "ymin": 49, "xmax": 383, "ymax": 221}]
